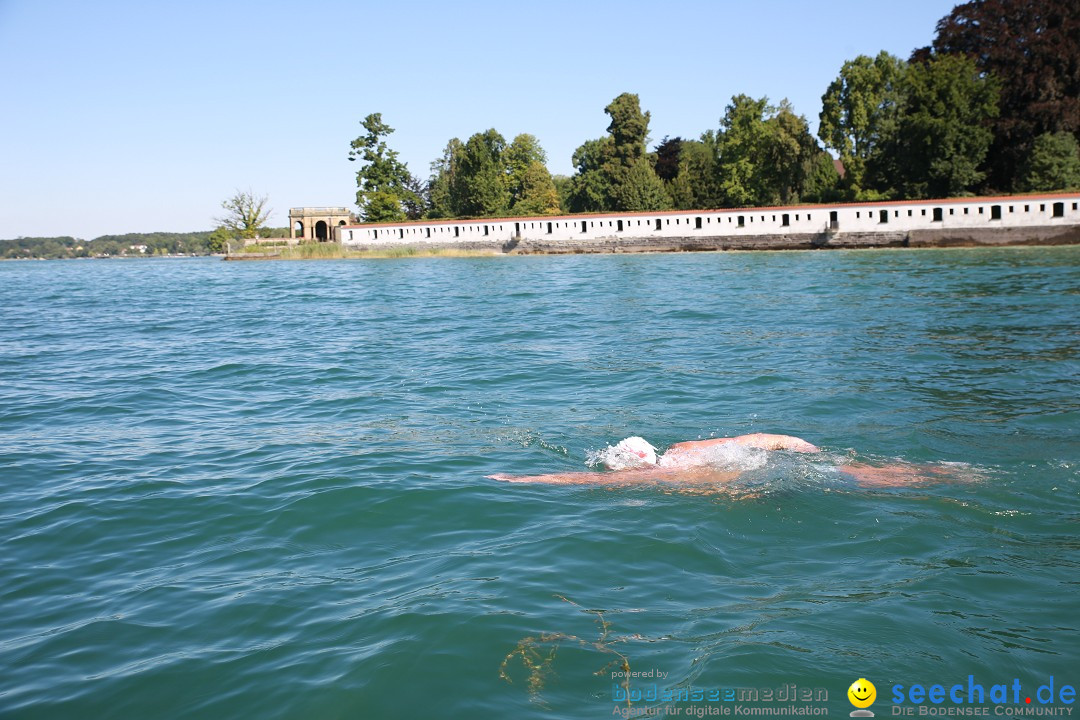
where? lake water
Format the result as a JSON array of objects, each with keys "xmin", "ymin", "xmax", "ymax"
[{"xmin": 1, "ymin": 249, "xmax": 1078, "ymax": 719}]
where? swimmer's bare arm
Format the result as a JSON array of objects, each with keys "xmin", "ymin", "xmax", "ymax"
[
  {"xmin": 487, "ymin": 469, "xmax": 652, "ymax": 485},
  {"xmin": 837, "ymin": 462, "xmax": 975, "ymax": 487},
  {"xmin": 487, "ymin": 466, "xmax": 741, "ymax": 486},
  {"xmin": 667, "ymin": 433, "xmax": 820, "ymax": 454}
]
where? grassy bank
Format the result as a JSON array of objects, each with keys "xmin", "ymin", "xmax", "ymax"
[{"xmin": 239, "ymin": 242, "xmax": 501, "ymax": 260}]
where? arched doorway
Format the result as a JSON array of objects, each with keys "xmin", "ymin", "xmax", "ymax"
[
  {"xmin": 294, "ymin": 220, "xmax": 304, "ymax": 239},
  {"xmin": 315, "ymin": 220, "xmax": 328, "ymax": 241}
]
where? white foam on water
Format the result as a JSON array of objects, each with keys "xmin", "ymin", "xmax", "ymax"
[
  {"xmin": 585, "ymin": 443, "xmax": 655, "ymax": 471},
  {"xmin": 589, "ymin": 440, "xmax": 776, "ymax": 474},
  {"xmin": 584, "ymin": 442, "xmax": 988, "ymax": 496},
  {"xmin": 657, "ymin": 441, "xmax": 769, "ymax": 472}
]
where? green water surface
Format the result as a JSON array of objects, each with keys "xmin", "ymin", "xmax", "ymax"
[{"xmin": 1, "ymin": 248, "xmax": 1077, "ymax": 718}]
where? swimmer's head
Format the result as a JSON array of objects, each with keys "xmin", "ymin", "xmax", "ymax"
[
  {"xmin": 585, "ymin": 437, "xmax": 659, "ymax": 470},
  {"xmin": 610, "ymin": 436, "xmax": 658, "ymax": 468}
]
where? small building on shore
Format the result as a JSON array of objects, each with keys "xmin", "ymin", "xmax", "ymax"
[{"xmin": 289, "ymin": 207, "xmax": 354, "ymax": 244}]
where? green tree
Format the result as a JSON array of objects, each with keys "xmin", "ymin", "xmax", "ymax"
[
  {"xmin": 1018, "ymin": 132, "xmax": 1080, "ymax": 191},
  {"xmin": 216, "ymin": 190, "xmax": 271, "ymax": 239},
  {"xmin": 667, "ymin": 133, "xmax": 719, "ymax": 210},
  {"xmin": 715, "ymin": 96, "xmax": 823, "ymax": 206},
  {"xmin": 552, "ymin": 175, "xmax": 574, "ymax": 213},
  {"xmin": 566, "ymin": 137, "xmax": 615, "ymax": 213},
  {"xmin": 766, "ymin": 101, "xmax": 820, "ymax": 204},
  {"xmin": 601, "ymin": 93, "xmax": 669, "ymax": 211},
  {"xmin": 400, "ymin": 174, "xmax": 428, "ymax": 220},
  {"xmin": 365, "ymin": 192, "xmax": 408, "ymax": 222},
  {"xmin": 653, "ymin": 136, "xmax": 683, "ymax": 182},
  {"xmin": 451, "ymin": 129, "xmax": 509, "ymax": 217},
  {"xmin": 504, "ymin": 134, "xmax": 548, "ymax": 209},
  {"xmin": 513, "ymin": 161, "xmax": 561, "ymax": 215},
  {"xmin": 884, "ymin": 55, "xmax": 999, "ymax": 198},
  {"xmin": 427, "ymin": 138, "xmax": 464, "ymax": 218},
  {"xmin": 610, "ymin": 157, "xmax": 671, "ymax": 211},
  {"xmin": 208, "ymin": 226, "xmax": 234, "ymax": 254},
  {"xmin": 605, "ymin": 92, "xmax": 650, "ymax": 165},
  {"xmin": 429, "ymin": 132, "xmax": 556, "ymax": 217},
  {"xmin": 716, "ymin": 95, "xmax": 772, "ymax": 206},
  {"xmin": 348, "ymin": 113, "xmax": 419, "ymax": 222},
  {"xmin": 918, "ymin": 0, "xmax": 1080, "ymax": 191},
  {"xmin": 818, "ymin": 52, "xmax": 906, "ymax": 198},
  {"xmin": 801, "ymin": 152, "xmax": 843, "ymax": 203}
]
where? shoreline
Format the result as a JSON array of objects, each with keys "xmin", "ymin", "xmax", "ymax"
[
  {"xmin": 331, "ymin": 191, "xmax": 1080, "ymax": 259},
  {"xmin": 229, "ymin": 225, "xmax": 1080, "ymax": 260}
]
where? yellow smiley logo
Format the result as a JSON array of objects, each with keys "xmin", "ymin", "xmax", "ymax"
[{"xmin": 848, "ymin": 678, "xmax": 877, "ymax": 709}]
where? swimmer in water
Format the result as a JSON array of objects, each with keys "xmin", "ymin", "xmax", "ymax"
[{"xmin": 487, "ymin": 433, "xmax": 959, "ymax": 488}]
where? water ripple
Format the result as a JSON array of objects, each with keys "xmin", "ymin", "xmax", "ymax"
[{"xmin": 1, "ymin": 250, "xmax": 1078, "ymax": 717}]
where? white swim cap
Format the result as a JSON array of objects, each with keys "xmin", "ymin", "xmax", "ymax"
[{"xmin": 615, "ymin": 436, "xmax": 658, "ymax": 466}]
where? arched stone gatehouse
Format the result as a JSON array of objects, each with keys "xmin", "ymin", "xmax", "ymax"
[{"xmin": 288, "ymin": 207, "xmax": 354, "ymax": 244}]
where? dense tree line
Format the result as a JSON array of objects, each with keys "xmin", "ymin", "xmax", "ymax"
[
  {"xmin": 0, "ymin": 229, "xmax": 287, "ymax": 260},
  {"xmin": 0, "ymin": 232, "xmax": 215, "ymax": 259},
  {"xmin": 819, "ymin": 51, "xmax": 1000, "ymax": 200},
  {"xmin": 348, "ymin": 0, "xmax": 1079, "ymax": 223},
  {"xmin": 350, "ymin": 114, "xmax": 559, "ymax": 222},
  {"xmin": 0, "ymin": 236, "xmax": 86, "ymax": 260},
  {"xmin": 913, "ymin": 0, "xmax": 1080, "ymax": 193},
  {"xmin": 819, "ymin": 0, "xmax": 1080, "ymax": 199}
]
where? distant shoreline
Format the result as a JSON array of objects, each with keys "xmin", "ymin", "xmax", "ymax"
[{"xmin": 0, "ymin": 254, "xmax": 212, "ymax": 262}]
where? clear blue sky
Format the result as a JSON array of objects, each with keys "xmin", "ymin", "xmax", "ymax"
[{"xmin": 0, "ymin": 0, "xmax": 960, "ymax": 239}]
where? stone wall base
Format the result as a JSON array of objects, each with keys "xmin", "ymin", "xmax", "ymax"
[
  {"xmin": 906, "ymin": 225, "xmax": 1080, "ymax": 247},
  {"xmin": 342, "ymin": 225, "xmax": 1080, "ymax": 255},
  {"xmin": 344, "ymin": 240, "xmax": 507, "ymax": 253}
]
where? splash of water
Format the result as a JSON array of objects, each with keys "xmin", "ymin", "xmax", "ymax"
[
  {"xmin": 657, "ymin": 442, "xmax": 769, "ymax": 472},
  {"xmin": 586, "ymin": 443, "xmax": 655, "ymax": 471},
  {"xmin": 586, "ymin": 440, "xmax": 771, "ymax": 473}
]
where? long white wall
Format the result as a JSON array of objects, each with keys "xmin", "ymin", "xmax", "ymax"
[{"xmin": 339, "ymin": 194, "xmax": 1080, "ymax": 246}]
